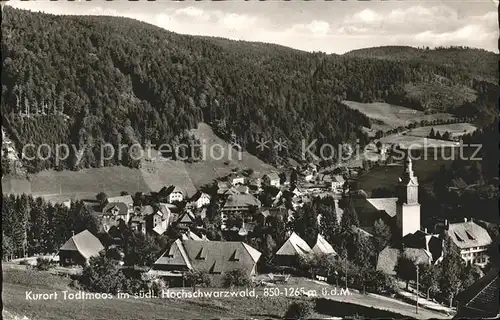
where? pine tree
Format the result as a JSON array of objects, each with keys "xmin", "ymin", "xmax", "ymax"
[{"xmin": 372, "ymin": 218, "xmax": 392, "ymax": 258}]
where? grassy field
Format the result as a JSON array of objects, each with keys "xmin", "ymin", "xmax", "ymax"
[
  {"xmin": 2, "ymin": 123, "xmax": 275, "ymax": 202},
  {"xmin": 357, "ymin": 159, "xmax": 450, "ymax": 195},
  {"xmin": 1, "ymin": 268, "xmax": 317, "ymax": 320},
  {"xmin": 342, "ymin": 101, "xmax": 454, "ymax": 131},
  {"xmin": 378, "ymin": 135, "xmax": 459, "ymax": 150},
  {"xmin": 185, "ymin": 122, "xmax": 275, "ymax": 188},
  {"xmin": 3, "ymin": 268, "xmax": 450, "ymax": 320},
  {"xmin": 407, "ymin": 123, "xmax": 477, "ymax": 138}
]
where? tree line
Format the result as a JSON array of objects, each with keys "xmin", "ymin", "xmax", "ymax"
[
  {"xmin": 2, "ymin": 7, "xmax": 497, "ymax": 172},
  {"xmin": 2, "ymin": 194, "xmax": 99, "ymax": 260}
]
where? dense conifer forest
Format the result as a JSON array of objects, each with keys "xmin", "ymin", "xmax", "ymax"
[{"xmin": 1, "ymin": 7, "xmax": 498, "ymax": 172}]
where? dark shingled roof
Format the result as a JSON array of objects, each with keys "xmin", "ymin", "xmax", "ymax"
[
  {"xmin": 154, "ymin": 240, "xmax": 261, "ymax": 276},
  {"xmin": 102, "ymin": 202, "xmax": 128, "ymax": 216},
  {"xmin": 455, "ymin": 268, "xmax": 499, "ymax": 319},
  {"xmin": 59, "ymin": 230, "xmax": 104, "ymax": 260}
]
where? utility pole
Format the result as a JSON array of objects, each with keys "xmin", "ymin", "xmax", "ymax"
[
  {"xmin": 416, "ymin": 264, "xmax": 419, "ymax": 314},
  {"xmin": 344, "ymin": 255, "xmax": 348, "ymax": 289}
]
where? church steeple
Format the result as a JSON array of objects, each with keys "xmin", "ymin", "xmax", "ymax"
[
  {"xmin": 396, "ymin": 151, "xmax": 421, "ymax": 238},
  {"xmin": 399, "ymin": 153, "xmax": 418, "ymax": 204}
]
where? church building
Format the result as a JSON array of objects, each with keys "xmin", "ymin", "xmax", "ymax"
[
  {"xmin": 396, "ymin": 155, "xmax": 421, "ymax": 238},
  {"xmin": 353, "ymin": 153, "xmax": 421, "ymax": 239}
]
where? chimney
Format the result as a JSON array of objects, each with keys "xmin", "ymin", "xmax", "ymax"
[
  {"xmin": 424, "ymin": 228, "xmax": 428, "ymax": 234},
  {"xmin": 464, "ymin": 218, "xmax": 467, "ymax": 223}
]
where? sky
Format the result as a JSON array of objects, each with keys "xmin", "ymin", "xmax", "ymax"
[{"xmin": 5, "ymin": 0, "xmax": 499, "ymax": 54}]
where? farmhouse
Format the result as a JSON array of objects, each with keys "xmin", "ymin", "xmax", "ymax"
[
  {"xmin": 445, "ymin": 219, "xmax": 492, "ymax": 267},
  {"xmin": 263, "ymin": 172, "xmax": 280, "ymax": 188},
  {"xmin": 151, "ymin": 239, "xmax": 261, "ymax": 286},
  {"xmin": 59, "ymin": 230, "xmax": 104, "ymax": 266}
]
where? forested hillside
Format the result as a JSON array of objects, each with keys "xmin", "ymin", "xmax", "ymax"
[{"xmin": 1, "ymin": 7, "xmax": 498, "ymax": 173}]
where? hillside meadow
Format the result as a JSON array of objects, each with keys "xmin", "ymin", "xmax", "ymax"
[
  {"xmin": 1, "ymin": 123, "xmax": 274, "ymax": 202},
  {"xmin": 342, "ymin": 101, "xmax": 455, "ymax": 131}
]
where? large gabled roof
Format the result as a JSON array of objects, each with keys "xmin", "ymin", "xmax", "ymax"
[
  {"xmin": 154, "ymin": 238, "xmax": 193, "ymax": 269},
  {"xmin": 276, "ymin": 232, "xmax": 312, "ymax": 256},
  {"xmin": 366, "ymin": 198, "xmax": 398, "ymax": 217},
  {"xmin": 223, "ymin": 194, "xmax": 261, "ymax": 208},
  {"xmin": 59, "ymin": 230, "xmax": 104, "ymax": 260},
  {"xmin": 264, "ymin": 172, "xmax": 280, "ymax": 181},
  {"xmin": 154, "ymin": 240, "xmax": 261, "ymax": 275},
  {"xmin": 106, "ymin": 195, "xmax": 133, "ymax": 206},
  {"xmin": 312, "ymin": 234, "xmax": 337, "ymax": 256},
  {"xmin": 447, "ymin": 221, "xmax": 492, "ymax": 249},
  {"xmin": 102, "ymin": 202, "xmax": 129, "ymax": 216}
]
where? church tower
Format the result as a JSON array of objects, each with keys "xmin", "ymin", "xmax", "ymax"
[{"xmin": 396, "ymin": 153, "xmax": 421, "ymax": 238}]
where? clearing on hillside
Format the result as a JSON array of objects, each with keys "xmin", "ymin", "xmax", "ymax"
[
  {"xmin": 378, "ymin": 134, "xmax": 460, "ymax": 150},
  {"xmin": 1, "ymin": 123, "xmax": 275, "ymax": 202},
  {"xmin": 407, "ymin": 123, "xmax": 477, "ymax": 138},
  {"xmin": 185, "ymin": 122, "xmax": 275, "ymax": 188},
  {"xmin": 342, "ymin": 101, "xmax": 455, "ymax": 131}
]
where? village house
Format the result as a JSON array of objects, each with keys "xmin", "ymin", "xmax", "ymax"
[
  {"xmin": 274, "ymin": 232, "xmax": 312, "ymax": 266},
  {"xmin": 216, "ymin": 181, "xmax": 231, "ymax": 195},
  {"xmin": 150, "ymin": 239, "xmax": 261, "ymax": 286},
  {"xmin": 248, "ymin": 177, "xmax": 262, "ymax": 191},
  {"xmin": 275, "ymin": 232, "xmax": 337, "ymax": 267},
  {"xmin": 445, "ymin": 219, "xmax": 492, "ymax": 267},
  {"xmin": 220, "ymin": 194, "xmax": 261, "ymax": 228},
  {"xmin": 162, "ymin": 186, "xmax": 185, "ymax": 203},
  {"xmin": 235, "ymin": 185, "xmax": 250, "ymax": 194},
  {"xmin": 331, "ymin": 175, "xmax": 345, "ymax": 193},
  {"xmin": 175, "ymin": 210, "xmax": 197, "ymax": 230},
  {"xmin": 263, "ymin": 172, "xmax": 281, "ymax": 188},
  {"xmin": 230, "ymin": 174, "xmax": 246, "ymax": 186},
  {"xmin": 128, "ymin": 205, "xmax": 154, "ymax": 234},
  {"xmin": 100, "ymin": 202, "xmax": 131, "ymax": 232},
  {"xmin": 106, "ymin": 195, "xmax": 134, "ymax": 210},
  {"xmin": 150, "ymin": 203, "xmax": 174, "ymax": 235},
  {"xmin": 260, "ymin": 206, "xmax": 294, "ymax": 224},
  {"xmin": 62, "ymin": 199, "xmax": 72, "ymax": 208},
  {"xmin": 402, "ymin": 229, "xmax": 444, "ymax": 264},
  {"xmin": 189, "ymin": 191, "xmax": 211, "ymax": 208},
  {"xmin": 58, "ymin": 230, "xmax": 104, "ymax": 266}
]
